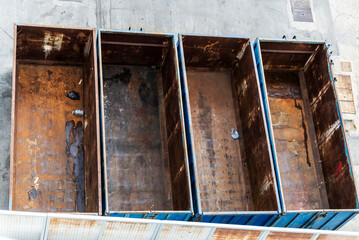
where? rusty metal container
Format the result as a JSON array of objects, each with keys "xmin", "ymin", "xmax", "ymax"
[
  {"xmin": 10, "ymin": 24, "xmax": 102, "ymax": 214},
  {"xmin": 253, "ymin": 39, "xmax": 359, "ymax": 229},
  {"xmin": 98, "ymin": 30, "xmax": 193, "ymax": 220},
  {"xmin": 178, "ymin": 34, "xmax": 281, "ymax": 225}
]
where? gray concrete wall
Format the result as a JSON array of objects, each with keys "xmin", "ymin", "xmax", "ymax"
[{"xmin": 0, "ymin": 0, "xmax": 358, "ymax": 230}]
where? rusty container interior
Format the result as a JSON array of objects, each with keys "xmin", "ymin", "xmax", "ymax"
[
  {"xmin": 256, "ymin": 40, "xmax": 358, "ymax": 211},
  {"xmin": 179, "ymin": 35, "xmax": 280, "ymax": 214},
  {"xmin": 99, "ymin": 31, "xmax": 192, "ymax": 214},
  {"xmin": 10, "ymin": 25, "xmax": 101, "ymax": 214}
]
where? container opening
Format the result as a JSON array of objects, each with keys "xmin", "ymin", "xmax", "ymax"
[
  {"xmin": 181, "ymin": 35, "xmax": 279, "ymax": 213},
  {"xmin": 100, "ymin": 32, "xmax": 191, "ymax": 213},
  {"xmin": 12, "ymin": 25, "xmax": 100, "ymax": 213},
  {"xmin": 260, "ymin": 41, "xmax": 358, "ymax": 211}
]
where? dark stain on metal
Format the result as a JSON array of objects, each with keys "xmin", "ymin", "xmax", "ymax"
[
  {"xmin": 66, "ymin": 90, "xmax": 80, "ymax": 100},
  {"xmin": 198, "ymin": 92, "xmax": 216, "ymax": 173},
  {"xmin": 47, "ymin": 70, "xmax": 53, "ymax": 79},
  {"xmin": 119, "ymin": 67, "xmax": 132, "ymax": 84},
  {"xmin": 28, "ymin": 187, "xmax": 37, "ymax": 201},
  {"xmin": 104, "ymin": 67, "xmax": 132, "ymax": 85},
  {"xmin": 138, "ymin": 71, "xmax": 159, "ymax": 107},
  {"xmin": 65, "ymin": 120, "xmax": 85, "ymax": 212},
  {"xmin": 295, "ymin": 99, "xmax": 311, "ymax": 167}
]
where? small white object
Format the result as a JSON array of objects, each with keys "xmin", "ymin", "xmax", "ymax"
[
  {"xmin": 231, "ymin": 128, "xmax": 239, "ymax": 140},
  {"xmin": 72, "ymin": 110, "xmax": 84, "ymax": 116}
]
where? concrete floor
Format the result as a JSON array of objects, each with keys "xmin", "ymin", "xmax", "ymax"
[{"xmin": 0, "ymin": 0, "xmax": 358, "ymax": 231}]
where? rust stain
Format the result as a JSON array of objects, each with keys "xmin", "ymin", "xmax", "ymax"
[
  {"xmin": 187, "ymin": 69, "xmax": 252, "ymax": 212},
  {"xmin": 43, "ymin": 32, "xmax": 64, "ymax": 59},
  {"xmin": 294, "ymin": 99, "xmax": 311, "ymax": 167},
  {"xmin": 265, "ymin": 71, "xmax": 323, "ymax": 210},
  {"xmin": 203, "ymin": 41, "xmax": 219, "ymax": 52},
  {"xmin": 13, "ymin": 64, "xmax": 84, "ymax": 212}
]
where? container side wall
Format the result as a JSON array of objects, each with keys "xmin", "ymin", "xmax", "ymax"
[
  {"xmin": 234, "ymin": 44, "xmax": 277, "ymax": 211},
  {"xmin": 304, "ymin": 45, "xmax": 358, "ymax": 209},
  {"xmin": 253, "ymin": 39, "xmax": 285, "ymax": 213},
  {"xmin": 83, "ymin": 31, "xmax": 101, "ymax": 213},
  {"xmin": 177, "ymin": 37, "xmax": 200, "ymax": 215},
  {"xmin": 162, "ymin": 39, "xmax": 191, "ymax": 211}
]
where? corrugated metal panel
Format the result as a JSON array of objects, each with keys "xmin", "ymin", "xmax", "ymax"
[
  {"xmin": 266, "ymin": 232, "xmax": 314, "ymax": 239},
  {"xmin": 317, "ymin": 236, "xmax": 359, "ymax": 240},
  {"xmin": 157, "ymin": 225, "xmax": 213, "ymax": 240},
  {"xmin": 0, "ymin": 214, "xmax": 45, "ymax": 240},
  {"xmin": 47, "ymin": 218, "xmax": 102, "ymax": 240},
  {"xmin": 101, "ymin": 222, "xmax": 157, "ymax": 240},
  {"xmin": 210, "ymin": 229, "xmax": 261, "ymax": 240}
]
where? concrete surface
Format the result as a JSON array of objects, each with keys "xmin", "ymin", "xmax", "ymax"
[{"xmin": 0, "ymin": 0, "xmax": 358, "ymax": 231}]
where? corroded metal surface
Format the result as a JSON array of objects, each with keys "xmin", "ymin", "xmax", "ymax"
[
  {"xmin": 47, "ymin": 218, "xmax": 102, "ymax": 240},
  {"xmin": 210, "ymin": 229, "xmax": 261, "ymax": 240},
  {"xmin": 101, "ymin": 32, "xmax": 191, "ymax": 213},
  {"xmin": 181, "ymin": 35, "xmax": 247, "ymax": 68},
  {"xmin": 260, "ymin": 42, "xmax": 318, "ymax": 71},
  {"xmin": 182, "ymin": 36, "xmax": 278, "ymax": 213},
  {"xmin": 101, "ymin": 222, "xmax": 157, "ymax": 240},
  {"xmin": 187, "ymin": 68, "xmax": 253, "ymax": 212},
  {"xmin": 11, "ymin": 25, "xmax": 101, "ymax": 214},
  {"xmin": 234, "ymin": 45, "xmax": 278, "ymax": 211},
  {"xmin": 304, "ymin": 47, "xmax": 357, "ymax": 209},
  {"xmin": 16, "ymin": 25, "xmax": 92, "ymax": 63},
  {"xmin": 265, "ymin": 71, "xmax": 324, "ymax": 210},
  {"xmin": 103, "ymin": 65, "xmax": 173, "ymax": 211},
  {"xmin": 267, "ymin": 232, "xmax": 314, "ymax": 239},
  {"xmin": 13, "ymin": 64, "xmax": 84, "ymax": 212},
  {"xmin": 157, "ymin": 225, "xmax": 213, "ymax": 240},
  {"xmin": 83, "ymin": 42, "xmax": 101, "ymax": 214}
]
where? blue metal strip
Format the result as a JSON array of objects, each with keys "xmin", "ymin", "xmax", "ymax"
[
  {"xmin": 305, "ymin": 212, "xmax": 337, "ymax": 229},
  {"xmin": 264, "ymin": 215, "xmax": 280, "ymax": 226},
  {"xmin": 253, "ymin": 39, "xmax": 285, "ymax": 213},
  {"xmin": 163, "ymin": 213, "xmax": 192, "ymax": 221},
  {"xmin": 200, "ymin": 215, "xmax": 215, "ymax": 223},
  {"xmin": 286, "ymin": 212, "xmax": 317, "ymax": 228},
  {"xmin": 320, "ymin": 212, "xmax": 356, "ymax": 230},
  {"xmin": 228, "ymin": 215, "xmax": 254, "ymax": 225},
  {"xmin": 246, "ymin": 214, "xmax": 276, "ymax": 226},
  {"xmin": 210, "ymin": 215, "xmax": 235, "ymax": 224},
  {"xmin": 270, "ymin": 213, "xmax": 299, "ymax": 227}
]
